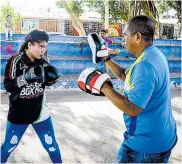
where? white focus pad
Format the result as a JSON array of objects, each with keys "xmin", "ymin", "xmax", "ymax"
[{"xmin": 88, "ymin": 33, "xmax": 108, "ymax": 64}]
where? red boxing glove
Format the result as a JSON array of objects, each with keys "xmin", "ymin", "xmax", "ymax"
[{"xmin": 78, "ymin": 68, "xmax": 113, "ymax": 96}]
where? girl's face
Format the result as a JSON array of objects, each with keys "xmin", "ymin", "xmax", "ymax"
[{"xmin": 28, "ymin": 41, "xmax": 48, "ymax": 60}]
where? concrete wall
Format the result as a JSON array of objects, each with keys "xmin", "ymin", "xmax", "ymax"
[{"xmin": 0, "ymin": 34, "xmax": 181, "ymax": 90}]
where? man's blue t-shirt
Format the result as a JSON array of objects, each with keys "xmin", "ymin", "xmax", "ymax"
[{"xmin": 123, "ymin": 45, "xmax": 177, "ymax": 153}]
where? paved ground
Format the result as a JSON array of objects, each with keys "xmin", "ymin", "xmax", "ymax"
[{"xmin": 0, "ymin": 86, "xmax": 181, "ymax": 163}]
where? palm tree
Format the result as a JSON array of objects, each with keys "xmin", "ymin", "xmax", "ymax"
[{"xmin": 125, "ymin": 0, "xmax": 159, "ymax": 37}]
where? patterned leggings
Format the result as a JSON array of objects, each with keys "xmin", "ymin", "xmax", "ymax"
[{"xmin": 1, "ymin": 117, "xmax": 62, "ymax": 163}]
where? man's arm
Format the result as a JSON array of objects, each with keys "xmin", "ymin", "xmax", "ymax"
[
  {"xmin": 112, "ymin": 40, "xmax": 124, "ymax": 47},
  {"xmin": 101, "ymin": 83, "xmax": 142, "ymax": 117},
  {"xmin": 112, "ymin": 41, "xmax": 121, "ymax": 44},
  {"xmin": 102, "ymin": 62, "xmax": 157, "ymax": 117},
  {"xmin": 104, "ymin": 59, "xmax": 126, "ymax": 81},
  {"xmin": 75, "ymin": 40, "xmax": 88, "ymax": 46},
  {"xmin": 108, "ymin": 49, "xmax": 120, "ymax": 55}
]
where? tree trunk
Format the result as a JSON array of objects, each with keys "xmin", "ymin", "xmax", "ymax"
[
  {"xmin": 176, "ymin": 1, "xmax": 181, "ymax": 23},
  {"xmin": 61, "ymin": 1, "xmax": 86, "ymax": 36}
]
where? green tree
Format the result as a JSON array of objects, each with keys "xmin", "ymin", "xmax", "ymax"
[
  {"xmin": 56, "ymin": 0, "xmax": 86, "ymax": 36},
  {"xmin": 56, "ymin": 0, "xmax": 159, "ymax": 36},
  {"xmin": 131, "ymin": 0, "xmax": 159, "ymax": 37},
  {"xmin": 85, "ymin": 0, "xmax": 158, "ymax": 24},
  {"xmin": 85, "ymin": 0, "xmax": 159, "ymax": 36},
  {"xmin": 0, "ymin": 1, "xmax": 22, "ymax": 32},
  {"xmin": 85, "ymin": 0, "xmax": 127, "ymax": 24},
  {"xmin": 157, "ymin": 0, "xmax": 181, "ymax": 23}
]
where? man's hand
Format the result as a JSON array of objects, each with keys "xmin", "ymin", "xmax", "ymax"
[
  {"xmin": 78, "ymin": 68, "xmax": 113, "ymax": 96},
  {"xmin": 75, "ymin": 40, "xmax": 88, "ymax": 46},
  {"xmin": 109, "ymin": 48, "xmax": 121, "ymax": 55},
  {"xmin": 75, "ymin": 42, "xmax": 81, "ymax": 46}
]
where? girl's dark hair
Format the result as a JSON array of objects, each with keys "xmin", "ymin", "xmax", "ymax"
[{"xmin": 17, "ymin": 29, "xmax": 49, "ymax": 55}]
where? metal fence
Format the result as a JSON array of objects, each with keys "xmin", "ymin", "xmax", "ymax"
[
  {"xmin": 15, "ymin": 19, "xmax": 102, "ymax": 36},
  {"xmin": 12, "ymin": 19, "xmax": 182, "ymax": 38}
]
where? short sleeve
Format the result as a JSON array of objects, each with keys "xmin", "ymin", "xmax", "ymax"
[
  {"xmin": 127, "ymin": 62, "xmax": 158, "ymax": 109},
  {"xmin": 104, "ymin": 38, "xmax": 112, "ymax": 45}
]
